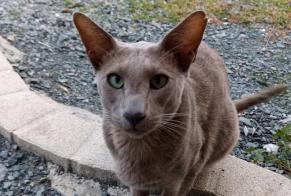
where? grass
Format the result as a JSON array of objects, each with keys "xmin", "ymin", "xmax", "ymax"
[
  {"xmin": 8, "ymin": 8, "xmax": 21, "ymax": 20},
  {"xmin": 63, "ymin": 0, "xmax": 85, "ymax": 8},
  {"xmin": 246, "ymin": 125, "xmax": 291, "ymax": 177},
  {"xmin": 128, "ymin": 0, "xmax": 290, "ymax": 29}
]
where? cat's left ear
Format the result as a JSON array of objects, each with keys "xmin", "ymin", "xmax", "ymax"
[{"xmin": 160, "ymin": 11, "xmax": 207, "ymax": 72}]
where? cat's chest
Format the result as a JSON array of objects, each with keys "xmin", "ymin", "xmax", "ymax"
[
  {"xmin": 112, "ymin": 138, "xmax": 180, "ymax": 188},
  {"xmin": 115, "ymin": 157, "xmax": 165, "ymax": 189}
]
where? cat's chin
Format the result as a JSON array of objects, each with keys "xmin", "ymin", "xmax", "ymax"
[{"xmin": 123, "ymin": 128, "xmax": 152, "ymax": 139}]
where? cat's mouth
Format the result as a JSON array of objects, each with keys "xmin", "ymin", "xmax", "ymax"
[{"xmin": 124, "ymin": 127, "xmax": 149, "ymax": 138}]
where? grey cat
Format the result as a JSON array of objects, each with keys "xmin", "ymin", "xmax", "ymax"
[{"xmin": 73, "ymin": 11, "xmax": 287, "ymax": 196}]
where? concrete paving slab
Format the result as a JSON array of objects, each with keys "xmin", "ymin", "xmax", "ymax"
[
  {"xmin": 70, "ymin": 117, "xmax": 116, "ymax": 183},
  {"xmin": 13, "ymin": 107, "xmax": 98, "ymax": 171},
  {"xmin": 0, "ymin": 52, "xmax": 12, "ymax": 71},
  {"xmin": 0, "ymin": 70, "xmax": 28, "ymax": 96},
  {"xmin": 0, "ymin": 91, "xmax": 58, "ymax": 141},
  {"xmin": 194, "ymin": 155, "xmax": 291, "ymax": 196}
]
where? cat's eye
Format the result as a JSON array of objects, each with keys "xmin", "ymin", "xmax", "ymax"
[
  {"xmin": 150, "ymin": 74, "xmax": 169, "ymax": 89},
  {"xmin": 107, "ymin": 74, "xmax": 124, "ymax": 89}
]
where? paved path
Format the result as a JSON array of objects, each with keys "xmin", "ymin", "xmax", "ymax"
[{"xmin": 0, "ymin": 51, "xmax": 290, "ymax": 195}]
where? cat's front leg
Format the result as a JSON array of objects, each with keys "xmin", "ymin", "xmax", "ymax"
[{"xmin": 130, "ymin": 188, "xmax": 149, "ymax": 196}]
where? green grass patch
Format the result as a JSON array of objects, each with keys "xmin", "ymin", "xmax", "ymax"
[
  {"xmin": 128, "ymin": 0, "xmax": 290, "ymax": 29},
  {"xmin": 63, "ymin": 0, "xmax": 85, "ymax": 8},
  {"xmin": 246, "ymin": 125, "xmax": 291, "ymax": 176}
]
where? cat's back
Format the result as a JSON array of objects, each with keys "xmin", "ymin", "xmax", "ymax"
[
  {"xmin": 190, "ymin": 41, "xmax": 229, "ymax": 96},
  {"xmin": 189, "ymin": 41, "xmax": 232, "ymax": 122},
  {"xmin": 191, "ymin": 42, "xmax": 228, "ymax": 82}
]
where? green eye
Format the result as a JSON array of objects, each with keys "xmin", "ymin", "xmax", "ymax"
[
  {"xmin": 108, "ymin": 74, "xmax": 124, "ymax": 89},
  {"xmin": 150, "ymin": 74, "xmax": 169, "ymax": 89}
]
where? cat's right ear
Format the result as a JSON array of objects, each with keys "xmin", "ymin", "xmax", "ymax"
[{"xmin": 73, "ymin": 12, "xmax": 116, "ymax": 70}]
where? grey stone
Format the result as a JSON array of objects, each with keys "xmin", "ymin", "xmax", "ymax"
[
  {"xmin": 35, "ymin": 185, "xmax": 45, "ymax": 196},
  {"xmin": 7, "ymin": 175, "xmax": 15, "ymax": 180},
  {"xmin": 3, "ymin": 181, "xmax": 12, "ymax": 189},
  {"xmin": 0, "ymin": 150, "xmax": 8, "ymax": 158},
  {"xmin": 13, "ymin": 172, "xmax": 20, "ymax": 178},
  {"xmin": 246, "ymin": 142, "xmax": 258, "ymax": 148},
  {"xmin": 276, "ymin": 42, "xmax": 285, "ymax": 48},
  {"xmin": 7, "ymin": 157, "xmax": 18, "ymax": 166},
  {"xmin": 28, "ymin": 171, "xmax": 33, "ymax": 177},
  {"xmin": 0, "ymin": 164, "xmax": 8, "ymax": 182},
  {"xmin": 11, "ymin": 144, "xmax": 18, "ymax": 150},
  {"xmin": 239, "ymin": 117, "xmax": 252, "ymax": 126},
  {"xmin": 6, "ymin": 191, "xmax": 14, "ymax": 196}
]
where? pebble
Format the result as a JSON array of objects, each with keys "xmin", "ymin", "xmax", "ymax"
[
  {"xmin": 239, "ymin": 117, "xmax": 252, "ymax": 127},
  {"xmin": 7, "ymin": 175, "xmax": 15, "ymax": 180},
  {"xmin": 276, "ymin": 42, "xmax": 285, "ymax": 48},
  {"xmin": 246, "ymin": 142, "xmax": 258, "ymax": 148},
  {"xmin": 0, "ymin": 150, "xmax": 8, "ymax": 158},
  {"xmin": 0, "ymin": 164, "xmax": 8, "ymax": 182},
  {"xmin": 28, "ymin": 171, "xmax": 34, "ymax": 177},
  {"xmin": 7, "ymin": 158, "xmax": 18, "ymax": 166},
  {"xmin": 7, "ymin": 191, "xmax": 14, "ymax": 196},
  {"xmin": 11, "ymin": 144, "xmax": 18, "ymax": 150},
  {"xmin": 0, "ymin": 134, "xmax": 60, "ymax": 195},
  {"xmin": 3, "ymin": 182, "xmax": 12, "ymax": 189}
]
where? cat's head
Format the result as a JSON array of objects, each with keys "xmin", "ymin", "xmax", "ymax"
[{"xmin": 73, "ymin": 11, "xmax": 207, "ymax": 138}]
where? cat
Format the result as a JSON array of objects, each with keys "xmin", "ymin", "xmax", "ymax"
[{"xmin": 73, "ymin": 11, "xmax": 287, "ymax": 196}]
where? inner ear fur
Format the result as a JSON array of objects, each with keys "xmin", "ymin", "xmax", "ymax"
[
  {"xmin": 160, "ymin": 11, "xmax": 207, "ymax": 72},
  {"xmin": 73, "ymin": 12, "xmax": 116, "ymax": 70}
]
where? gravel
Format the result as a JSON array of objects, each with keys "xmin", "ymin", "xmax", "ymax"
[
  {"xmin": 0, "ymin": 134, "xmax": 61, "ymax": 196},
  {"xmin": 0, "ymin": 134, "xmax": 130, "ymax": 195},
  {"xmin": 0, "ymin": 0, "xmax": 290, "ymax": 192}
]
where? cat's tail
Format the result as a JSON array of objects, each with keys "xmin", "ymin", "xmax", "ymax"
[{"xmin": 234, "ymin": 84, "xmax": 288, "ymax": 113}]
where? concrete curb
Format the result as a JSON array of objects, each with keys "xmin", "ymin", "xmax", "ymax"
[{"xmin": 0, "ymin": 50, "xmax": 290, "ymax": 195}]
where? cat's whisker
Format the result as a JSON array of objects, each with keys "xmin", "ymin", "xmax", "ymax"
[
  {"xmin": 164, "ymin": 121, "xmax": 187, "ymax": 128},
  {"xmin": 158, "ymin": 125, "xmax": 184, "ymax": 139},
  {"xmin": 161, "ymin": 118, "xmax": 188, "ymax": 126},
  {"xmin": 160, "ymin": 123, "xmax": 187, "ymax": 131},
  {"xmin": 161, "ymin": 117, "xmax": 187, "ymax": 125},
  {"xmin": 159, "ymin": 121, "xmax": 187, "ymax": 131},
  {"xmin": 160, "ymin": 113, "xmax": 190, "ymax": 117},
  {"xmin": 158, "ymin": 124, "xmax": 180, "ymax": 134},
  {"xmin": 102, "ymin": 113, "xmax": 121, "ymax": 126}
]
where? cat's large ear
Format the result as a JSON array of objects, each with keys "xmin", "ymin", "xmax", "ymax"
[
  {"xmin": 160, "ymin": 11, "xmax": 207, "ymax": 72},
  {"xmin": 73, "ymin": 12, "xmax": 116, "ymax": 70}
]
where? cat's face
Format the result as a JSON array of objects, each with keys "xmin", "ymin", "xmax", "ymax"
[
  {"xmin": 74, "ymin": 11, "xmax": 207, "ymax": 138},
  {"xmin": 96, "ymin": 42, "xmax": 185, "ymax": 137}
]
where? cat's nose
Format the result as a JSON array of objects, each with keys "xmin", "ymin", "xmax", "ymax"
[{"xmin": 123, "ymin": 112, "xmax": 145, "ymax": 127}]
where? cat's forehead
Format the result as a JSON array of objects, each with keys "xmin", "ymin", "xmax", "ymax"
[
  {"xmin": 108, "ymin": 40, "xmax": 161, "ymax": 66},
  {"xmin": 101, "ymin": 40, "xmax": 174, "ymax": 76}
]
